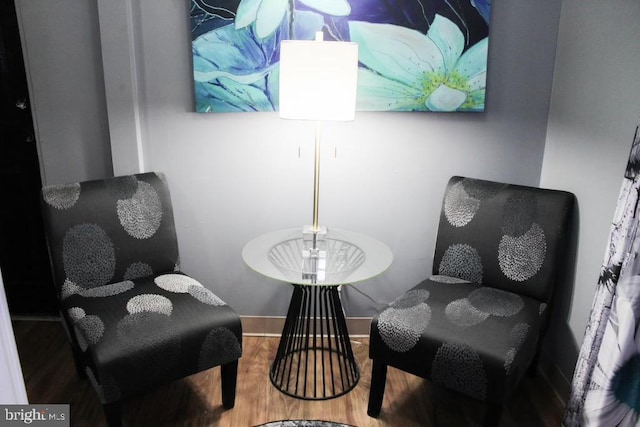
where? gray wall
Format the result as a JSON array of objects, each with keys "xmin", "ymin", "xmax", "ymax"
[
  {"xmin": 541, "ymin": 0, "xmax": 640, "ymax": 379},
  {"xmin": 16, "ymin": 0, "xmax": 113, "ymax": 184},
  {"xmin": 102, "ymin": 0, "xmax": 562, "ymax": 317},
  {"xmin": 16, "ymin": 0, "xmax": 583, "ymax": 374}
]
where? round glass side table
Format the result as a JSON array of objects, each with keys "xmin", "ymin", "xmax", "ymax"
[{"xmin": 242, "ymin": 228, "xmax": 393, "ymax": 400}]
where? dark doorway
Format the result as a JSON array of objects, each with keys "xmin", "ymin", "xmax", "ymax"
[{"xmin": 0, "ymin": 0, "xmax": 57, "ymax": 315}]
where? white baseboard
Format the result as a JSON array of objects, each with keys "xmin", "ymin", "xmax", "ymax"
[{"xmin": 240, "ymin": 315, "xmax": 371, "ymax": 337}]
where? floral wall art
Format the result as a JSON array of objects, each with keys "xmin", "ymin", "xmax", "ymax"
[{"xmin": 190, "ymin": 0, "xmax": 491, "ymax": 113}]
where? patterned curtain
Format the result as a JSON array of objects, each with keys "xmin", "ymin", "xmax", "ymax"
[{"xmin": 564, "ymin": 119, "xmax": 640, "ymax": 426}]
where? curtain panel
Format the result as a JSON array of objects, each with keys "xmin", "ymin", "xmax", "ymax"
[{"xmin": 564, "ymin": 119, "xmax": 640, "ymax": 426}]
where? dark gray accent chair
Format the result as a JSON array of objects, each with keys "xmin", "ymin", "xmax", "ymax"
[
  {"xmin": 40, "ymin": 172, "xmax": 242, "ymax": 426},
  {"xmin": 367, "ymin": 176, "xmax": 574, "ymax": 426}
]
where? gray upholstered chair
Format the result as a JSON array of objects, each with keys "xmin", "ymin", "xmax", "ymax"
[
  {"xmin": 367, "ymin": 176, "xmax": 574, "ymax": 426},
  {"xmin": 40, "ymin": 172, "xmax": 242, "ymax": 426}
]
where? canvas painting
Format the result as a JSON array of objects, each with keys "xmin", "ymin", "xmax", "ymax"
[{"xmin": 190, "ymin": 0, "xmax": 491, "ymax": 113}]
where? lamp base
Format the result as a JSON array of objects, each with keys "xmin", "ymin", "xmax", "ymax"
[{"xmin": 302, "ymin": 225, "xmax": 327, "ymax": 281}]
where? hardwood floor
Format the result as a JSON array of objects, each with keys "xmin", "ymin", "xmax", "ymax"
[{"xmin": 11, "ymin": 320, "xmax": 565, "ymax": 426}]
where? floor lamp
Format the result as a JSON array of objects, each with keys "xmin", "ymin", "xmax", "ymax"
[{"xmin": 278, "ymin": 32, "xmax": 359, "ymax": 277}]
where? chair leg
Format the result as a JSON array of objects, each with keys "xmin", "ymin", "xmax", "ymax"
[
  {"xmin": 484, "ymin": 401, "xmax": 502, "ymax": 427},
  {"xmin": 103, "ymin": 401, "xmax": 122, "ymax": 427},
  {"xmin": 221, "ymin": 360, "xmax": 238, "ymax": 409},
  {"xmin": 70, "ymin": 347, "xmax": 88, "ymax": 379},
  {"xmin": 367, "ymin": 360, "xmax": 388, "ymax": 418},
  {"xmin": 60, "ymin": 317, "xmax": 87, "ymax": 379},
  {"xmin": 527, "ymin": 352, "xmax": 540, "ymax": 377}
]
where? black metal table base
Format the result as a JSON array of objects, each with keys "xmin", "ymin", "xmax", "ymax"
[{"xmin": 270, "ymin": 284, "xmax": 359, "ymax": 400}]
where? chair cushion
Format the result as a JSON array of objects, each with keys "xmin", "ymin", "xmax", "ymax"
[
  {"xmin": 62, "ymin": 272, "xmax": 242, "ymax": 403},
  {"xmin": 370, "ymin": 275, "xmax": 546, "ymax": 403},
  {"xmin": 433, "ymin": 176, "xmax": 574, "ymax": 303},
  {"xmin": 41, "ymin": 172, "xmax": 180, "ymax": 296}
]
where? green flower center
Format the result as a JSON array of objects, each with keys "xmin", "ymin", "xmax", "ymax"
[{"xmin": 421, "ymin": 71, "xmax": 474, "ymax": 110}]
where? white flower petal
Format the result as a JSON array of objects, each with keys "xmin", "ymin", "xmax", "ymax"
[
  {"xmin": 349, "ymin": 21, "xmax": 444, "ymax": 86},
  {"xmin": 255, "ymin": 0, "xmax": 288, "ymax": 39},
  {"xmin": 356, "ymin": 68, "xmax": 423, "ymax": 111},
  {"xmin": 425, "ymin": 84, "xmax": 467, "ymax": 112},
  {"xmin": 235, "ymin": 0, "xmax": 262, "ymax": 29},
  {"xmin": 454, "ymin": 38, "xmax": 489, "ymax": 81},
  {"xmin": 427, "ymin": 15, "xmax": 465, "ymax": 76}
]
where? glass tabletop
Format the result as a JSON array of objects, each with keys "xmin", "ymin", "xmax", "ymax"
[{"xmin": 242, "ymin": 228, "xmax": 393, "ymax": 285}]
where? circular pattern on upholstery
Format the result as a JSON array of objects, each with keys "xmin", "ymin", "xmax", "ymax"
[
  {"xmin": 80, "ymin": 280, "xmax": 135, "ymax": 298},
  {"xmin": 377, "ymin": 304, "xmax": 431, "ymax": 352},
  {"xmin": 63, "ymin": 223, "xmax": 116, "ymax": 289},
  {"xmin": 431, "ymin": 342, "xmax": 487, "ymax": 400},
  {"xmin": 42, "ymin": 183, "xmax": 81, "ymax": 210},
  {"xmin": 67, "ymin": 307, "xmax": 104, "ymax": 351},
  {"xmin": 188, "ymin": 285, "xmax": 226, "ymax": 306},
  {"xmin": 539, "ymin": 303, "xmax": 548, "ymax": 316},
  {"xmin": 438, "ymin": 244, "xmax": 483, "ymax": 283},
  {"xmin": 63, "ymin": 283, "xmax": 79, "ymax": 299},
  {"xmin": 124, "ymin": 262, "xmax": 153, "ymax": 281},
  {"xmin": 68, "ymin": 307, "xmax": 86, "ymax": 322},
  {"xmin": 467, "ymin": 287, "xmax": 524, "ymax": 317},
  {"xmin": 61, "ymin": 279, "xmax": 80, "ymax": 300},
  {"xmin": 429, "ymin": 275, "xmax": 470, "ymax": 284},
  {"xmin": 501, "ymin": 193, "xmax": 537, "ymax": 237},
  {"xmin": 62, "ymin": 279, "xmax": 135, "ymax": 299},
  {"xmin": 126, "ymin": 294, "xmax": 173, "ymax": 316},
  {"xmin": 76, "ymin": 315, "xmax": 105, "ymax": 345},
  {"xmin": 198, "ymin": 327, "xmax": 242, "ymax": 370},
  {"xmin": 390, "ymin": 288, "xmax": 430, "ymax": 309},
  {"xmin": 504, "ymin": 349, "xmax": 516, "ymax": 374},
  {"xmin": 445, "ymin": 299, "xmax": 490, "ymax": 327},
  {"xmin": 444, "ymin": 182, "xmax": 481, "ymax": 227},
  {"xmin": 509, "ymin": 323, "xmax": 530, "ymax": 349},
  {"xmin": 461, "ymin": 178, "xmax": 505, "ymax": 200},
  {"xmin": 117, "ymin": 181, "xmax": 162, "ymax": 239},
  {"xmin": 116, "ymin": 312, "xmax": 181, "ymax": 374},
  {"xmin": 498, "ymin": 223, "xmax": 547, "ymax": 282},
  {"xmin": 155, "ymin": 274, "xmax": 202, "ymax": 293},
  {"xmin": 504, "ymin": 323, "xmax": 530, "ymax": 373},
  {"xmin": 106, "ymin": 175, "xmax": 138, "ymax": 199}
]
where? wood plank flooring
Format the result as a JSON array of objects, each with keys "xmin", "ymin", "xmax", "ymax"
[{"xmin": 11, "ymin": 320, "xmax": 565, "ymax": 426}]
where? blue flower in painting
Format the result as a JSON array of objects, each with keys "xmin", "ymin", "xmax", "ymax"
[
  {"xmin": 471, "ymin": 0, "xmax": 491, "ymax": 24},
  {"xmin": 350, "ymin": 15, "xmax": 487, "ymax": 112},
  {"xmin": 192, "ymin": 10, "xmax": 322, "ymax": 112},
  {"xmin": 192, "ymin": 24, "xmax": 277, "ymax": 112},
  {"xmin": 235, "ymin": 0, "xmax": 351, "ymax": 39}
]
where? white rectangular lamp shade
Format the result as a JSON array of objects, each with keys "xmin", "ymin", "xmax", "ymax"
[{"xmin": 279, "ymin": 40, "xmax": 359, "ymax": 121}]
